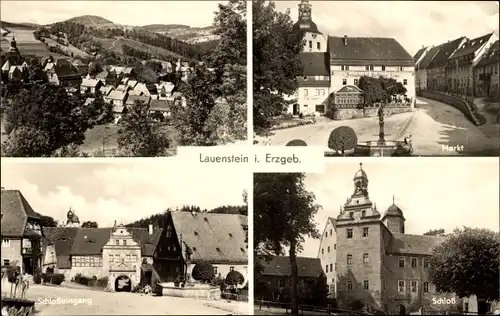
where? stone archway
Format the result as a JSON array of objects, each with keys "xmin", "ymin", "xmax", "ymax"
[
  {"xmin": 399, "ymin": 304, "xmax": 406, "ymax": 315},
  {"xmin": 115, "ymin": 275, "xmax": 131, "ymax": 292}
]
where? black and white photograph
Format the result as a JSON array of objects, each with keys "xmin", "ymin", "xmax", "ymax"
[
  {"xmin": 254, "ymin": 161, "xmax": 499, "ymax": 315},
  {"xmin": 0, "ymin": 0, "xmax": 246, "ymax": 157},
  {"xmin": 1, "ymin": 160, "xmax": 249, "ymax": 315},
  {"xmin": 253, "ymin": 0, "xmax": 499, "ymax": 157}
]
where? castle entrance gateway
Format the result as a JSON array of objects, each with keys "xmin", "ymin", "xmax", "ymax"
[{"xmin": 114, "ymin": 274, "xmax": 132, "ymax": 292}]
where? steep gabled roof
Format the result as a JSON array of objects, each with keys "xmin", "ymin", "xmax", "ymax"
[
  {"xmin": 1, "ymin": 190, "xmax": 40, "ymax": 237},
  {"xmin": 418, "ymin": 46, "xmax": 441, "ymax": 70},
  {"xmin": 149, "ymin": 99, "xmax": 170, "ymax": 112},
  {"xmin": 259, "ymin": 256, "xmax": 324, "ymax": 278},
  {"xmin": 71, "ymin": 228, "xmax": 112, "ymax": 255},
  {"xmin": 328, "ymin": 36, "xmax": 414, "ymax": 66},
  {"xmin": 389, "ymin": 233, "xmax": 445, "ymax": 256},
  {"xmin": 427, "ymin": 37, "xmax": 467, "ymax": 69},
  {"xmin": 125, "ymin": 95, "xmax": 151, "ymax": 106},
  {"xmin": 449, "ymin": 33, "xmax": 494, "ymax": 59},
  {"xmin": 54, "ymin": 64, "xmax": 81, "ymax": 79},
  {"xmin": 170, "ymin": 211, "xmax": 248, "ymax": 264},
  {"xmin": 42, "ymin": 227, "xmax": 79, "ymax": 269},
  {"xmin": 107, "ymin": 90, "xmax": 127, "ymax": 101},
  {"xmin": 413, "ymin": 46, "xmax": 428, "ymax": 63},
  {"xmin": 475, "ymin": 40, "xmax": 499, "ymax": 68},
  {"xmin": 299, "ymin": 52, "xmax": 329, "ymax": 76}
]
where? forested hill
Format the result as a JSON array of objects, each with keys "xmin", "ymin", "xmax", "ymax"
[
  {"xmin": 125, "ymin": 205, "xmax": 247, "ymax": 228},
  {"xmin": 41, "ymin": 21, "xmax": 214, "ymax": 61}
]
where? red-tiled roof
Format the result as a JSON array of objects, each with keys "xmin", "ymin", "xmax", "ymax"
[
  {"xmin": 449, "ymin": 33, "xmax": 494, "ymax": 59},
  {"xmin": 259, "ymin": 256, "xmax": 324, "ymax": 278},
  {"xmin": 170, "ymin": 211, "xmax": 248, "ymax": 264},
  {"xmin": 299, "ymin": 52, "xmax": 329, "ymax": 76},
  {"xmin": 389, "ymin": 233, "xmax": 445, "ymax": 255},
  {"xmin": 328, "ymin": 36, "xmax": 414, "ymax": 66},
  {"xmin": 1, "ymin": 190, "xmax": 40, "ymax": 237},
  {"xmin": 427, "ymin": 37, "xmax": 466, "ymax": 69}
]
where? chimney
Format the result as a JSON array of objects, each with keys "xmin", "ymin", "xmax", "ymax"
[
  {"xmin": 343, "ymin": 35, "xmax": 347, "ymax": 46},
  {"xmin": 148, "ymin": 224, "xmax": 153, "ymax": 235}
]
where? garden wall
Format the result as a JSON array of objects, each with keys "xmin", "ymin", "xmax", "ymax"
[{"xmin": 326, "ymin": 104, "xmax": 412, "ymax": 120}]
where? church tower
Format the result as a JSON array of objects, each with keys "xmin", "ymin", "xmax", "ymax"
[
  {"xmin": 5, "ymin": 36, "xmax": 21, "ymax": 65},
  {"xmin": 381, "ymin": 196, "xmax": 406, "ymax": 234},
  {"xmin": 335, "ymin": 163, "xmax": 385, "ymax": 310},
  {"xmin": 293, "ymin": 0, "xmax": 327, "ymax": 53},
  {"xmin": 66, "ymin": 207, "xmax": 81, "ymax": 228}
]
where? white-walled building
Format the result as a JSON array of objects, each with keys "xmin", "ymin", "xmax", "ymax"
[{"xmin": 317, "ymin": 217, "xmax": 337, "ymax": 298}]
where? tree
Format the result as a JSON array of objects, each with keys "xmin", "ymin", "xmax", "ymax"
[
  {"xmin": 117, "ymin": 100, "xmax": 170, "ymax": 156},
  {"xmin": 312, "ymin": 274, "xmax": 330, "ymax": 307},
  {"xmin": 2, "ymin": 127, "xmax": 52, "ymax": 157},
  {"xmin": 81, "ymin": 91, "xmax": 113, "ymax": 126},
  {"xmin": 191, "ymin": 261, "xmax": 215, "ymax": 283},
  {"xmin": 225, "ymin": 270, "xmax": 245, "ymax": 286},
  {"xmin": 253, "ymin": 0, "xmax": 303, "ymax": 133},
  {"xmin": 428, "ymin": 227, "xmax": 500, "ymax": 302},
  {"xmin": 39, "ymin": 215, "xmax": 58, "ymax": 227},
  {"xmin": 81, "ymin": 221, "xmax": 98, "ymax": 228},
  {"xmin": 254, "ymin": 173, "xmax": 321, "ymax": 315},
  {"xmin": 358, "ymin": 76, "xmax": 385, "ymax": 105},
  {"xmin": 423, "ymin": 228, "xmax": 446, "ymax": 236},
  {"xmin": 4, "ymin": 84, "xmax": 89, "ymax": 155},
  {"xmin": 172, "ymin": 65, "xmax": 218, "ymax": 145},
  {"xmin": 327, "ymin": 126, "xmax": 358, "ymax": 155}
]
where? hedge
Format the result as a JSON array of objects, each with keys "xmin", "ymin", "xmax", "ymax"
[{"xmin": 41, "ymin": 273, "xmax": 65, "ymax": 285}]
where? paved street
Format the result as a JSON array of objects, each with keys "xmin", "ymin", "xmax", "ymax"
[
  {"xmin": 20, "ymin": 284, "xmax": 248, "ymax": 315},
  {"xmin": 259, "ymin": 97, "xmax": 499, "ymax": 156}
]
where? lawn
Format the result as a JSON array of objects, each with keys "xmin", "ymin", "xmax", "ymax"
[
  {"xmin": 102, "ymin": 36, "xmax": 185, "ymax": 60},
  {"xmin": 44, "ymin": 37, "xmax": 90, "ymax": 59}
]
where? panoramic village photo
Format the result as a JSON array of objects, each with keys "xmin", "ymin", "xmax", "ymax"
[
  {"xmin": 254, "ymin": 161, "xmax": 500, "ymax": 315},
  {"xmin": 1, "ymin": 160, "xmax": 249, "ymax": 315},
  {"xmin": 0, "ymin": 0, "xmax": 246, "ymax": 157},
  {"xmin": 253, "ymin": 0, "xmax": 500, "ymax": 156}
]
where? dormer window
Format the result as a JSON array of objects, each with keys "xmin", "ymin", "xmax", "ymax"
[
  {"xmin": 349, "ymin": 212, "xmax": 354, "ymax": 219},
  {"xmin": 362, "ymin": 211, "xmax": 366, "ymax": 217}
]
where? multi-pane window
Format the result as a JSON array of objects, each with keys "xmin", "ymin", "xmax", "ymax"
[
  {"xmin": 403, "ymin": 79, "xmax": 408, "ymax": 85},
  {"xmin": 423, "ymin": 282, "xmax": 429, "ymax": 293},
  {"xmin": 411, "ymin": 281, "xmax": 418, "ymax": 293},
  {"xmin": 382, "ymin": 65, "xmax": 386, "ymax": 71},
  {"xmin": 363, "ymin": 280, "xmax": 369, "ymax": 290},
  {"xmin": 411, "ymin": 257, "xmax": 417, "ymax": 268},
  {"xmin": 166, "ymin": 225, "xmax": 172, "ymax": 237},
  {"xmin": 342, "ymin": 79, "xmax": 347, "ymax": 85},
  {"xmin": 347, "ymin": 229, "xmax": 353, "ymax": 239},
  {"xmin": 398, "ymin": 280, "xmax": 405, "ymax": 293},
  {"xmin": 363, "ymin": 253, "xmax": 369, "ymax": 264},
  {"xmin": 354, "ymin": 79, "xmax": 358, "ymax": 85},
  {"xmin": 72, "ymin": 256, "xmax": 102, "ymax": 267},
  {"xmin": 328, "ymin": 246, "xmax": 330, "ymax": 253},
  {"xmin": 326, "ymin": 265, "xmax": 329, "ymax": 273},
  {"xmin": 279, "ymin": 279, "xmax": 285, "ymax": 287},
  {"xmin": 363, "ymin": 227, "xmax": 369, "ymax": 237},
  {"xmin": 213, "ymin": 267, "xmax": 218, "ymax": 275},
  {"xmin": 2, "ymin": 239, "xmax": 10, "ymax": 247},
  {"xmin": 423, "ymin": 258, "xmax": 429, "ymax": 268},
  {"xmin": 132, "ymin": 255, "xmax": 137, "ymax": 263},
  {"xmin": 399, "ymin": 257, "xmax": 405, "ymax": 267},
  {"xmin": 329, "ymin": 264, "xmax": 333, "ymax": 272},
  {"xmin": 347, "ymin": 254, "xmax": 352, "ymax": 266},
  {"xmin": 347, "ymin": 281, "xmax": 352, "ymax": 291},
  {"xmin": 322, "ymin": 248, "xmax": 324, "ymax": 255}
]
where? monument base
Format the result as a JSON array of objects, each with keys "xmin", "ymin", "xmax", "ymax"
[
  {"xmin": 355, "ymin": 140, "xmax": 406, "ymax": 157},
  {"xmin": 160, "ymin": 282, "xmax": 221, "ymax": 300}
]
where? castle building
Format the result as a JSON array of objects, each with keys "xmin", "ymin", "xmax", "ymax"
[
  {"xmin": 317, "ymin": 163, "xmax": 482, "ymax": 314},
  {"xmin": 41, "ymin": 210, "xmax": 248, "ymax": 292},
  {"xmin": 65, "ymin": 208, "xmax": 80, "ymax": 228},
  {"xmin": 288, "ymin": 1, "xmax": 415, "ymax": 118}
]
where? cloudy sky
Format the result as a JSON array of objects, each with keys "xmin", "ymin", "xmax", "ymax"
[
  {"xmin": 1, "ymin": 1, "xmax": 224, "ymax": 27},
  {"xmin": 276, "ymin": 1, "xmax": 499, "ymax": 55},
  {"xmin": 296, "ymin": 159, "xmax": 499, "ymax": 258},
  {"xmin": 1, "ymin": 160, "xmax": 248, "ymax": 227}
]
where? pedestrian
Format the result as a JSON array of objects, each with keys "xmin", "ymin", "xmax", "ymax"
[{"xmin": 404, "ymin": 137, "xmax": 407, "ymax": 145}]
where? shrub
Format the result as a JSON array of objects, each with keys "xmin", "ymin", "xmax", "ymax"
[
  {"xmin": 211, "ymin": 276, "xmax": 227, "ymax": 291},
  {"xmin": 33, "ymin": 268, "xmax": 42, "ymax": 284},
  {"xmin": 286, "ymin": 139, "xmax": 307, "ymax": 146},
  {"xmin": 73, "ymin": 273, "xmax": 91, "ymax": 286},
  {"xmin": 350, "ymin": 299, "xmax": 364, "ymax": 311},
  {"xmin": 191, "ymin": 261, "xmax": 215, "ymax": 283},
  {"xmin": 328, "ymin": 126, "xmax": 358, "ymax": 154},
  {"xmin": 51, "ymin": 274, "xmax": 65, "ymax": 285},
  {"xmin": 96, "ymin": 276, "xmax": 108, "ymax": 288},
  {"xmin": 225, "ymin": 270, "xmax": 244, "ymax": 286}
]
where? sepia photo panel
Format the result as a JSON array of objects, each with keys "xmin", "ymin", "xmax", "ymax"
[
  {"xmin": 254, "ymin": 159, "xmax": 500, "ymax": 315},
  {"xmin": 0, "ymin": 0, "xmax": 247, "ymax": 158},
  {"xmin": 253, "ymin": 0, "xmax": 499, "ymax": 157},
  {"xmin": 0, "ymin": 159, "xmax": 250, "ymax": 315}
]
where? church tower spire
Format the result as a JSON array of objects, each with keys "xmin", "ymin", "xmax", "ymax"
[{"xmin": 298, "ymin": 0, "xmax": 312, "ymax": 21}]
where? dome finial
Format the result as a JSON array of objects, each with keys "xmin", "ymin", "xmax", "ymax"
[{"xmin": 360, "ymin": 162, "xmax": 363, "ymax": 169}]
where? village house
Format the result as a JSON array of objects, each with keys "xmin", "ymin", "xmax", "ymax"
[
  {"xmin": 317, "ymin": 217, "xmax": 337, "ymax": 297},
  {"xmin": 44, "ymin": 58, "xmax": 82, "ymax": 87},
  {"xmin": 1, "ymin": 189, "xmax": 44, "ymax": 275},
  {"xmin": 424, "ymin": 37, "xmax": 467, "ymax": 92},
  {"xmin": 473, "ymin": 40, "xmax": 499, "ymax": 98},
  {"xmin": 127, "ymin": 79, "xmax": 138, "ymax": 90},
  {"xmin": 125, "ymin": 95, "xmax": 151, "ymax": 108},
  {"xmin": 116, "ymin": 84, "xmax": 130, "ymax": 92},
  {"xmin": 40, "ymin": 209, "xmax": 248, "ymax": 292},
  {"xmin": 84, "ymin": 98, "xmax": 95, "ymax": 107},
  {"xmin": 99, "ymin": 85, "xmax": 114, "ymax": 97},
  {"xmin": 105, "ymin": 89, "xmax": 128, "ymax": 121},
  {"xmin": 445, "ymin": 32, "xmax": 498, "ymax": 95},
  {"xmin": 256, "ymin": 256, "xmax": 325, "ymax": 300},
  {"xmin": 149, "ymin": 99, "xmax": 171, "ymax": 121},
  {"xmin": 109, "ymin": 65, "xmax": 136, "ymax": 80},
  {"xmin": 131, "ymin": 82, "xmax": 151, "ymax": 96},
  {"xmin": 156, "ymin": 82, "xmax": 175, "ymax": 100},
  {"xmin": 415, "ymin": 45, "xmax": 441, "ymax": 91},
  {"xmin": 80, "ymin": 75, "xmax": 103, "ymax": 94}
]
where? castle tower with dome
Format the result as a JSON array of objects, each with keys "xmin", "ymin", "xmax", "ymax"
[
  {"xmin": 316, "ymin": 163, "xmax": 468, "ymax": 315},
  {"xmin": 293, "ymin": 0, "xmax": 326, "ymax": 53},
  {"xmin": 66, "ymin": 207, "xmax": 81, "ymax": 228}
]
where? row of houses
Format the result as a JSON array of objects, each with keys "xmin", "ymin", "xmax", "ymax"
[
  {"xmin": 414, "ymin": 32, "xmax": 499, "ymax": 97},
  {"xmin": 1, "ymin": 189, "xmax": 248, "ymax": 292}
]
